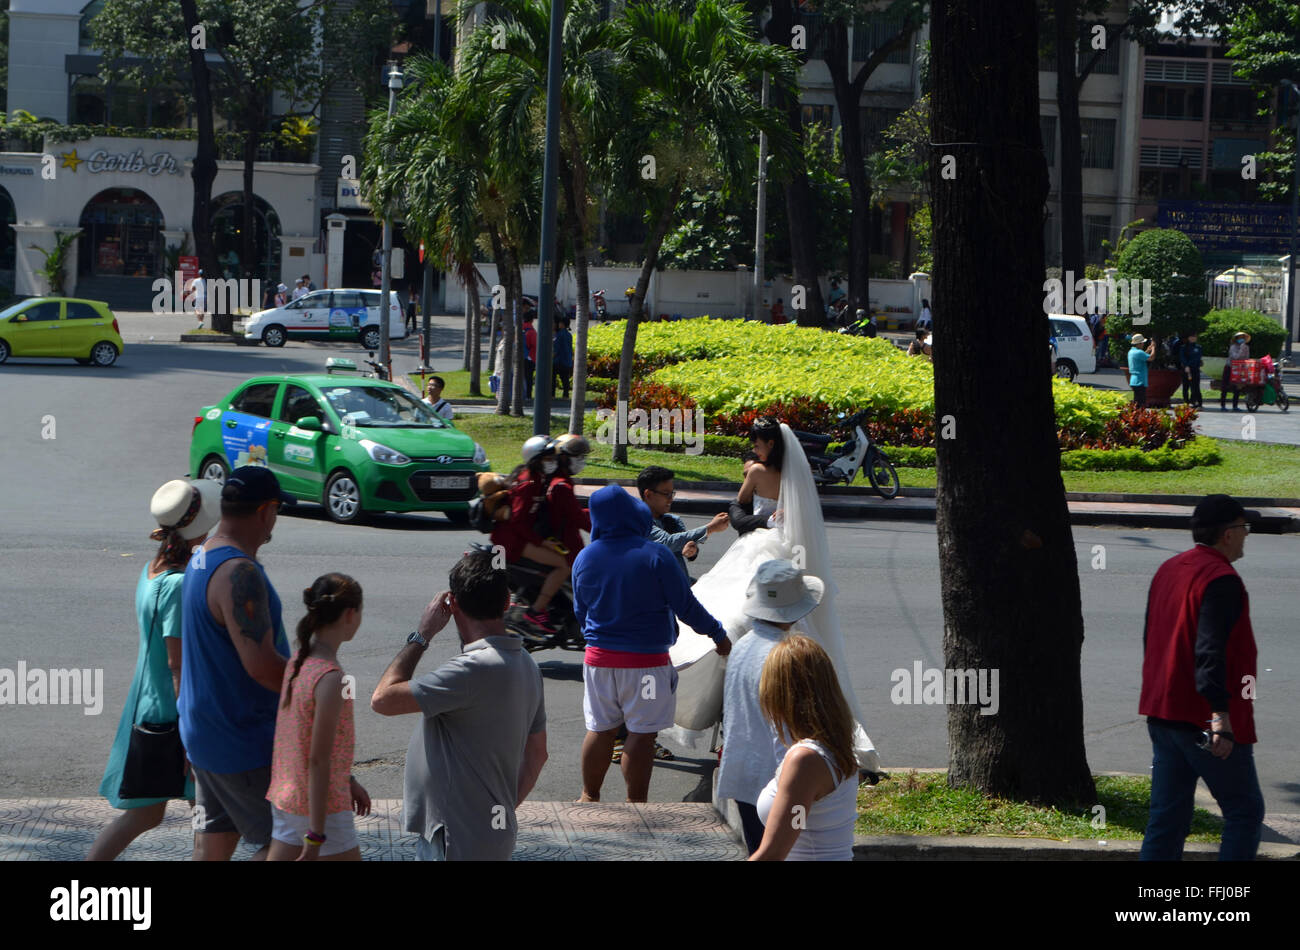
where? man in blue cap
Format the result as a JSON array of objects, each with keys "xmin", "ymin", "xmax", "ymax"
[{"xmin": 179, "ymin": 466, "xmax": 296, "ymax": 861}]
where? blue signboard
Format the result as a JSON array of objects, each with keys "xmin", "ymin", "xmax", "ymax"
[{"xmin": 1156, "ymin": 201, "xmax": 1295, "ymax": 255}]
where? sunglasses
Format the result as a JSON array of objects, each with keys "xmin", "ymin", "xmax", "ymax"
[{"xmin": 647, "ymin": 488, "xmax": 676, "ymax": 499}]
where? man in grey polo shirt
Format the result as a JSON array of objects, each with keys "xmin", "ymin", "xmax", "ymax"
[{"xmin": 372, "ymin": 549, "xmax": 547, "ymax": 860}]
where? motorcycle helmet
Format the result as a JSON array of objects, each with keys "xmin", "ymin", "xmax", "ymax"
[
  {"xmin": 521, "ymin": 435, "xmax": 554, "ymax": 465},
  {"xmin": 551, "ymin": 434, "xmax": 591, "ymax": 458}
]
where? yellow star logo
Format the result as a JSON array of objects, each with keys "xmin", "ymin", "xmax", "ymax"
[{"xmin": 60, "ymin": 150, "xmax": 83, "ymax": 172}]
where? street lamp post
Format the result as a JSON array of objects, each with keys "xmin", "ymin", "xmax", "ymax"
[
  {"xmin": 1281, "ymin": 79, "xmax": 1299, "ymax": 364},
  {"xmin": 532, "ymin": 0, "xmax": 565, "ymax": 436},
  {"xmin": 751, "ymin": 71, "xmax": 769, "ymax": 322},
  {"xmin": 379, "ymin": 63, "xmax": 403, "ymax": 375}
]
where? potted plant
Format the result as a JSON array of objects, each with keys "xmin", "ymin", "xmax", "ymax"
[
  {"xmin": 1105, "ymin": 228, "xmax": 1208, "ymax": 407},
  {"xmin": 28, "ymin": 231, "xmax": 79, "ymax": 296}
]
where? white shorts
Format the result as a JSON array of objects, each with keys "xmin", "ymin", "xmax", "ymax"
[
  {"xmin": 270, "ymin": 805, "xmax": 359, "ymax": 857},
  {"xmin": 583, "ymin": 663, "xmax": 678, "ymax": 734}
]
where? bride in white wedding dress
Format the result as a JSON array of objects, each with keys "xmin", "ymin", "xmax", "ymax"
[{"xmin": 668, "ymin": 418, "xmax": 881, "ymax": 773}]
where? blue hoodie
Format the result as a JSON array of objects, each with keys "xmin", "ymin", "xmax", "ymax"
[{"xmin": 573, "ymin": 485, "xmax": 726, "ymax": 653}]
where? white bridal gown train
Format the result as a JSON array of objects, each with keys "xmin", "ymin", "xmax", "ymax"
[{"xmin": 668, "ymin": 424, "xmax": 881, "ymax": 773}]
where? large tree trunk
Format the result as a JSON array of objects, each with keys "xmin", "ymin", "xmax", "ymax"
[
  {"xmin": 1055, "ymin": 0, "xmax": 1084, "ymax": 277},
  {"xmin": 930, "ymin": 0, "xmax": 1094, "ymax": 806},
  {"xmin": 181, "ymin": 0, "xmax": 223, "ymax": 329},
  {"xmin": 241, "ymin": 101, "xmax": 261, "ymax": 286},
  {"xmin": 508, "ymin": 247, "xmax": 526, "ymax": 418},
  {"xmin": 560, "ymin": 148, "xmax": 591, "ymax": 434},
  {"xmin": 469, "ymin": 272, "xmax": 483, "ymax": 396},
  {"xmin": 765, "ymin": 2, "xmax": 825, "ymax": 327},
  {"xmin": 826, "ymin": 22, "xmax": 871, "ymax": 316},
  {"xmin": 613, "ymin": 177, "xmax": 682, "ymax": 463},
  {"xmin": 489, "ymin": 227, "xmax": 517, "ymax": 416}
]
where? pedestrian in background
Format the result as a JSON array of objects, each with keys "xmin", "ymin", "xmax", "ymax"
[
  {"xmin": 770, "ymin": 298, "xmax": 786, "ymax": 325},
  {"xmin": 87, "ymin": 479, "xmax": 221, "ymax": 861},
  {"xmin": 522, "ymin": 314, "xmax": 537, "ymax": 400},
  {"xmin": 1220, "ymin": 331, "xmax": 1250, "ymax": 412},
  {"xmin": 750, "ymin": 634, "xmax": 858, "ymax": 861},
  {"xmin": 1139, "ymin": 495, "xmax": 1264, "ymax": 860},
  {"xmin": 552, "ymin": 317, "xmax": 574, "ymax": 399},
  {"xmin": 371, "ymin": 550, "xmax": 547, "ymax": 860},
  {"xmin": 917, "ymin": 298, "xmax": 933, "ymax": 332},
  {"xmin": 1180, "ymin": 331, "xmax": 1204, "ymax": 408},
  {"xmin": 1128, "ymin": 333, "xmax": 1156, "ymax": 407},
  {"xmin": 266, "ymin": 574, "xmax": 371, "ymax": 861},
  {"xmin": 275, "ymin": 283, "xmax": 289, "ymax": 307},
  {"xmin": 718, "ymin": 560, "xmax": 824, "ymax": 855}
]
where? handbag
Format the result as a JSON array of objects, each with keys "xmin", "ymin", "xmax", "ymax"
[{"xmin": 117, "ymin": 572, "xmax": 187, "ymax": 800}]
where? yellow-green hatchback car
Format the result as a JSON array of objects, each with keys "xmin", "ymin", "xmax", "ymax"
[{"xmin": 0, "ymin": 297, "xmax": 124, "ymax": 366}]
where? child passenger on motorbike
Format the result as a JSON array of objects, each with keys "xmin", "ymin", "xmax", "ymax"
[
  {"xmin": 545, "ymin": 435, "xmax": 592, "ymax": 567},
  {"xmin": 489, "ymin": 436, "xmax": 570, "ymax": 636}
]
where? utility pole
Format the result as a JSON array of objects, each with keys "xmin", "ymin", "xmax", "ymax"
[
  {"xmin": 532, "ymin": 0, "xmax": 565, "ymax": 434},
  {"xmin": 752, "ymin": 71, "xmax": 770, "ymax": 322},
  {"xmin": 379, "ymin": 63, "xmax": 403, "ymax": 374},
  {"xmin": 1282, "ymin": 80, "xmax": 1299, "ymax": 364}
]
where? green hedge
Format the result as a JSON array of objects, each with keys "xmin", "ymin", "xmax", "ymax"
[
  {"xmin": 1059, "ymin": 436, "xmax": 1221, "ymax": 471},
  {"xmin": 1198, "ymin": 309, "xmax": 1287, "ymax": 360}
]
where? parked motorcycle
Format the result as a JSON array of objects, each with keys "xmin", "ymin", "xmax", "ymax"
[
  {"xmin": 795, "ymin": 410, "xmax": 900, "ymax": 499},
  {"xmin": 469, "ymin": 543, "xmax": 585, "ymax": 653},
  {"xmin": 591, "ymin": 289, "xmax": 609, "ymax": 321}
]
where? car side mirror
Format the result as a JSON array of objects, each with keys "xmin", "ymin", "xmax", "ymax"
[{"xmin": 295, "ymin": 416, "xmax": 322, "ymax": 431}]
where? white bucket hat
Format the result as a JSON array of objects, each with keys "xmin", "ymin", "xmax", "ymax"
[
  {"xmin": 150, "ymin": 478, "xmax": 221, "ymax": 540},
  {"xmin": 742, "ymin": 559, "xmax": 824, "ymax": 623}
]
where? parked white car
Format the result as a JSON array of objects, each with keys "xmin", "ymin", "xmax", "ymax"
[
  {"xmin": 244, "ymin": 289, "xmax": 404, "ymax": 349},
  {"xmin": 1047, "ymin": 314, "xmax": 1097, "ymax": 382}
]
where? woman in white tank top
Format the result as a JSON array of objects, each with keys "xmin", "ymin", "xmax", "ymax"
[{"xmin": 750, "ymin": 635, "xmax": 859, "ymax": 861}]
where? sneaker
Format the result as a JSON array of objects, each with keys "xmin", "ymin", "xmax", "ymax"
[{"xmin": 523, "ymin": 607, "xmax": 558, "ymax": 637}]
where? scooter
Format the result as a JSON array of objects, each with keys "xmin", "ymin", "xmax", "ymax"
[
  {"xmin": 591, "ymin": 289, "xmax": 609, "ymax": 321},
  {"xmin": 1243, "ymin": 370, "xmax": 1291, "ymax": 412},
  {"xmin": 363, "ymin": 352, "xmax": 390, "ymax": 381},
  {"xmin": 794, "ymin": 410, "xmax": 900, "ymax": 499},
  {"xmin": 468, "ymin": 543, "xmax": 585, "ymax": 653}
]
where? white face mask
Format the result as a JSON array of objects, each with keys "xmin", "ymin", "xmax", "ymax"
[
  {"xmin": 568, "ymin": 457, "xmax": 586, "ymax": 475},
  {"xmin": 541, "ymin": 458, "xmax": 559, "ymax": 476}
]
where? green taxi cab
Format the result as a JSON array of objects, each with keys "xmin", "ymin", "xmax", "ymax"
[
  {"xmin": 0, "ymin": 297, "xmax": 124, "ymax": 366},
  {"xmin": 189, "ymin": 360, "xmax": 488, "ymax": 524}
]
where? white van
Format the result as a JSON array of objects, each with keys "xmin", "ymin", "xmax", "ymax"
[
  {"xmin": 1048, "ymin": 314, "xmax": 1097, "ymax": 382},
  {"xmin": 244, "ymin": 289, "xmax": 404, "ymax": 349}
]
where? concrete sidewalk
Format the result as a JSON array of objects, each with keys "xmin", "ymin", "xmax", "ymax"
[
  {"xmin": 0, "ymin": 799, "xmax": 746, "ymax": 861},
  {"xmin": 575, "ymin": 483, "xmax": 1300, "ymax": 533}
]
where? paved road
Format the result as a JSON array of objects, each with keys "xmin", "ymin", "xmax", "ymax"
[{"xmin": 2, "ymin": 341, "xmax": 1296, "ymax": 820}]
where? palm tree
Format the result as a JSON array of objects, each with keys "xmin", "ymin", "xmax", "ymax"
[
  {"xmin": 456, "ymin": 0, "xmax": 619, "ymax": 433},
  {"xmin": 609, "ymin": 0, "xmax": 796, "ymax": 462}
]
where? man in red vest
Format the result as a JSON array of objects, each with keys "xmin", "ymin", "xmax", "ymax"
[{"xmin": 1138, "ymin": 494, "xmax": 1265, "ymax": 860}]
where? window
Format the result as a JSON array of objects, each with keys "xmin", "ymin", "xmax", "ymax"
[
  {"xmin": 1085, "ymin": 215, "xmax": 1112, "ymax": 262},
  {"xmin": 80, "ymin": 1, "xmax": 106, "ymax": 49},
  {"xmin": 1210, "ymin": 86, "xmax": 1260, "ymax": 123},
  {"xmin": 359, "ymin": 291, "xmax": 382, "ymax": 309},
  {"xmin": 18, "ymin": 302, "xmax": 62, "ymax": 322},
  {"xmin": 801, "ymin": 104, "xmax": 835, "ymax": 130},
  {"xmin": 1051, "ymin": 319, "xmax": 1083, "ymax": 337},
  {"xmin": 280, "ymin": 385, "xmax": 322, "ymax": 424},
  {"xmin": 853, "ymin": 14, "xmax": 912, "ymax": 65},
  {"xmin": 1041, "ymin": 116, "xmax": 1057, "ymax": 166},
  {"xmin": 1143, "ymin": 84, "xmax": 1204, "ymax": 120},
  {"xmin": 231, "ymin": 383, "xmax": 280, "ymax": 418},
  {"xmin": 1081, "ymin": 118, "xmax": 1115, "ymax": 169},
  {"xmin": 331, "ymin": 291, "xmax": 365, "ymax": 309},
  {"xmin": 860, "ymin": 106, "xmax": 903, "ymax": 153},
  {"xmin": 321, "ymin": 386, "xmax": 443, "ymax": 428},
  {"xmin": 65, "ymin": 303, "xmax": 103, "ymax": 320}
]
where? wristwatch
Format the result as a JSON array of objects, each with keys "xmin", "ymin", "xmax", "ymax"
[{"xmin": 406, "ymin": 630, "xmax": 429, "ymax": 649}]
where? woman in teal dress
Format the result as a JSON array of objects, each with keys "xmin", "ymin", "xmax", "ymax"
[{"xmin": 87, "ymin": 478, "xmax": 221, "ymax": 860}]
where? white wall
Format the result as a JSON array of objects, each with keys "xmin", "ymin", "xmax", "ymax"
[{"xmin": 7, "ymin": 5, "xmax": 83, "ymax": 121}]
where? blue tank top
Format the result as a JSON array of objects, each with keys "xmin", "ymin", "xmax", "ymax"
[{"xmin": 178, "ymin": 546, "xmax": 290, "ymax": 773}]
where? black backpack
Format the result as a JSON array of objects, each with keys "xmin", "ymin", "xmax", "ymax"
[{"xmin": 467, "ymin": 495, "xmax": 495, "ymax": 533}]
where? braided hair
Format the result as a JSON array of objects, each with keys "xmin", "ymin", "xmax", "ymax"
[
  {"xmin": 149, "ymin": 525, "xmax": 192, "ymax": 571},
  {"xmin": 284, "ymin": 573, "xmax": 363, "ymax": 708}
]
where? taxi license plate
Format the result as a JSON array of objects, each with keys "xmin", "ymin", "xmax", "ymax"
[{"xmin": 427, "ymin": 475, "xmax": 469, "ymax": 489}]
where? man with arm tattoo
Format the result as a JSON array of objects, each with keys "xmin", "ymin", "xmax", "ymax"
[{"xmin": 178, "ymin": 466, "xmax": 295, "ymax": 861}]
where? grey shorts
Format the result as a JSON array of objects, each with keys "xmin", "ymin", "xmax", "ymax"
[{"xmin": 192, "ymin": 765, "xmax": 273, "ymax": 846}]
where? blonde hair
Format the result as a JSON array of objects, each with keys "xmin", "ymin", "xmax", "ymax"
[{"xmin": 758, "ymin": 635, "xmax": 856, "ymax": 783}]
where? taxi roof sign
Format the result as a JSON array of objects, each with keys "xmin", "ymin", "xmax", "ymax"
[{"xmin": 326, "ymin": 357, "xmax": 359, "ymax": 374}]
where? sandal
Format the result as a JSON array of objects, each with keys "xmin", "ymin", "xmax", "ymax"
[{"xmin": 653, "ymin": 741, "xmax": 675, "ymax": 761}]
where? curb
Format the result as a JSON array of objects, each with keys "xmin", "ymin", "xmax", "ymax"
[{"xmin": 179, "ymin": 333, "xmax": 253, "ymax": 345}]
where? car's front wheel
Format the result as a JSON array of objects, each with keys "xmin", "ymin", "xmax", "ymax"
[
  {"xmin": 0, "ymin": 339, "xmax": 8, "ymax": 365},
  {"xmin": 90, "ymin": 341, "xmax": 119, "ymax": 367},
  {"xmin": 325, "ymin": 470, "xmax": 366, "ymax": 524},
  {"xmin": 262, "ymin": 325, "xmax": 287, "ymax": 348},
  {"xmin": 1054, "ymin": 359, "xmax": 1077, "ymax": 383},
  {"xmin": 199, "ymin": 455, "xmax": 230, "ymax": 484},
  {"xmin": 360, "ymin": 327, "xmax": 381, "ymax": 351}
]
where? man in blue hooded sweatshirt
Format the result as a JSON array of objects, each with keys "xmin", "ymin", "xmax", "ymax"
[{"xmin": 574, "ymin": 484, "xmax": 730, "ymax": 802}]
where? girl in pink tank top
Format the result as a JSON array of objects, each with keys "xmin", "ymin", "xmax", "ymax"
[{"xmin": 267, "ymin": 573, "xmax": 371, "ymax": 861}]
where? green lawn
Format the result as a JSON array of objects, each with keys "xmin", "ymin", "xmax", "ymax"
[
  {"xmin": 857, "ymin": 771, "xmax": 1222, "ymax": 842},
  {"xmin": 457, "ymin": 413, "xmax": 1299, "ymax": 497},
  {"xmin": 888, "ymin": 439, "xmax": 1300, "ymax": 498},
  {"xmin": 409, "ymin": 370, "xmax": 495, "ymax": 403}
]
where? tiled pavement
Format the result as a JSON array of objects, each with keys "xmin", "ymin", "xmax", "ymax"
[{"xmin": 0, "ymin": 799, "xmax": 746, "ymax": 861}]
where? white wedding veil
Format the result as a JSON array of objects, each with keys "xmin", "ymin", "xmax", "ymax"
[{"xmin": 777, "ymin": 424, "xmax": 880, "ymax": 773}]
